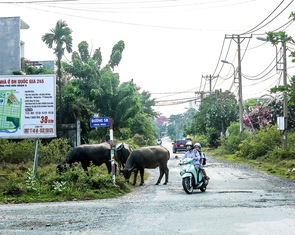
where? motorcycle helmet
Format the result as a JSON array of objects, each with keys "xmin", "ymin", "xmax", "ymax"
[{"xmin": 194, "ymin": 143, "xmax": 201, "ymax": 148}]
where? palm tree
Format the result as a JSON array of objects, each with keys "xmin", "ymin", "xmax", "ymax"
[{"xmin": 41, "ymin": 20, "xmax": 73, "ymax": 126}]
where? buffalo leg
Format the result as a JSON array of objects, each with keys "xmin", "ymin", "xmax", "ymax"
[
  {"xmin": 133, "ymin": 170, "xmax": 138, "ymax": 186},
  {"xmin": 164, "ymin": 167, "xmax": 169, "ymax": 185},
  {"xmin": 139, "ymin": 168, "xmax": 145, "ymax": 186},
  {"xmin": 156, "ymin": 168, "xmax": 165, "ymax": 185},
  {"xmin": 106, "ymin": 162, "xmax": 112, "ymax": 174}
]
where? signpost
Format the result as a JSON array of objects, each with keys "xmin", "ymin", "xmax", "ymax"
[{"xmin": 89, "ymin": 116, "xmax": 115, "ymax": 183}]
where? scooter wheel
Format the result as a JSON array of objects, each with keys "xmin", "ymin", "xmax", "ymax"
[
  {"xmin": 182, "ymin": 177, "xmax": 193, "ymax": 194},
  {"xmin": 200, "ymin": 186, "xmax": 206, "ymax": 192}
]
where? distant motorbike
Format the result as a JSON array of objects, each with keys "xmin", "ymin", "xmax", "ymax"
[
  {"xmin": 156, "ymin": 139, "xmax": 162, "ymax": 145},
  {"xmin": 179, "ymin": 158, "xmax": 209, "ymax": 194}
]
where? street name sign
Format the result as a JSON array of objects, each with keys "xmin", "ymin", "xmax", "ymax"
[{"xmin": 90, "ymin": 117, "xmax": 110, "ymax": 128}]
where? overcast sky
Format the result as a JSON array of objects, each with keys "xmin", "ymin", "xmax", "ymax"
[{"xmin": 1, "ymin": 0, "xmax": 295, "ymax": 117}]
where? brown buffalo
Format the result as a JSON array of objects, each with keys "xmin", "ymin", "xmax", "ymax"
[{"xmin": 122, "ymin": 146, "xmax": 170, "ymax": 186}]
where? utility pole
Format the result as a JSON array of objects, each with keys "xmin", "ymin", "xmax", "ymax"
[
  {"xmin": 257, "ymin": 35, "xmax": 288, "ymax": 149},
  {"xmin": 237, "ymin": 35, "xmax": 244, "ymax": 140},
  {"xmin": 283, "ymin": 42, "xmax": 288, "ymax": 149},
  {"xmin": 225, "ymin": 34, "xmax": 252, "ymax": 140},
  {"xmin": 202, "ymin": 74, "xmax": 218, "ymax": 93}
]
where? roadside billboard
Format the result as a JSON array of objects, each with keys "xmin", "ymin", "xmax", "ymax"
[{"xmin": 0, "ymin": 75, "xmax": 56, "ymax": 139}]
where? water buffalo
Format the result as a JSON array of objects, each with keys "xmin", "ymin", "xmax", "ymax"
[
  {"xmin": 115, "ymin": 143, "xmax": 132, "ymax": 172},
  {"xmin": 122, "ymin": 146, "xmax": 170, "ymax": 186},
  {"xmin": 57, "ymin": 143, "xmax": 113, "ymax": 173}
]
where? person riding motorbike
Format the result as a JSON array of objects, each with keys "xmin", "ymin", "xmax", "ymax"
[
  {"xmin": 181, "ymin": 145, "xmax": 198, "ymax": 166},
  {"xmin": 156, "ymin": 139, "xmax": 162, "ymax": 145},
  {"xmin": 193, "ymin": 143, "xmax": 209, "ymax": 180}
]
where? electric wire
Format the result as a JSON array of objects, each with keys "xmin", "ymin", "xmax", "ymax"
[
  {"xmin": 212, "ymin": 37, "xmax": 234, "ymax": 90},
  {"xmin": 243, "ymin": 0, "xmax": 294, "ymax": 35},
  {"xmin": 254, "ymin": 18, "xmax": 295, "ymax": 36},
  {"xmin": 240, "ymin": 0, "xmax": 287, "ymax": 35},
  {"xmin": 243, "ymin": 73, "xmax": 282, "ymax": 98},
  {"xmin": 12, "ymin": 3, "xmax": 203, "ymax": 31},
  {"xmin": 243, "ymin": 71, "xmax": 281, "ymax": 88},
  {"xmin": 242, "ymin": 55, "xmax": 278, "ymax": 80},
  {"xmin": 240, "ymin": 37, "xmax": 251, "ymax": 62}
]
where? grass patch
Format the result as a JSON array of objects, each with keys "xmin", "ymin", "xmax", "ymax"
[
  {"xmin": 209, "ymin": 148, "xmax": 295, "ymax": 181},
  {"xmin": 0, "ymin": 162, "xmax": 143, "ymax": 204}
]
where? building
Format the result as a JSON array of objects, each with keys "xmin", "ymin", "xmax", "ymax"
[{"xmin": 0, "ymin": 16, "xmax": 29, "ymax": 75}]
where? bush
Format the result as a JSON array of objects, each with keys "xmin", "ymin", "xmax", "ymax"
[
  {"xmin": 131, "ymin": 134, "xmax": 146, "ymax": 147},
  {"xmin": 193, "ymin": 134, "xmax": 209, "ymax": 148},
  {"xmin": 237, "ymin": 125, "xmax": 282, "ymax": 159},
  {"xmin": 0, "ymin": 139, "xmax": 35, "ymax": 163},
  {"xmin": 39, "ymin": 138, "xmax": 73, "ymax": 165},
  {"xmin": 221, "ymin": 123, "xmax": 243, "ymax": 153},
  {"xmin": 0, "ymin": 138, "xmax": 72, "ymax": 166}
]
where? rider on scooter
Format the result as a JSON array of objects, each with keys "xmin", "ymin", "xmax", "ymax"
[
  {"xmin": 181, "ymin": 145, "xmax": 198, "ymax": 166},
  {"xmin": 194, "ymin": 143, "xmax": 210, "ymax": 180}
]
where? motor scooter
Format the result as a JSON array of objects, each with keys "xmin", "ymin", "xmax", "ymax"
[{"xmin": 179, "ymin": 158, "xmax": 209, "ymax": 194}]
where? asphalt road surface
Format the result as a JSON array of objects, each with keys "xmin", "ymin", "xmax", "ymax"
[{"xmin": 1, "ymin": 136, "xmax": 295, "ymax": 235}]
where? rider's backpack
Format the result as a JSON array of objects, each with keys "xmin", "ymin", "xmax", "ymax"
[
  {"xmin": 203, "ymin": 153, "xmax": 207, "ymax": 165},
  {"xmin": 199, "ymin": 151, "xmax": 206, "ymax": 165}
]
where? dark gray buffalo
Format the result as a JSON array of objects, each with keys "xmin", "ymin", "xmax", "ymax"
[
  {"xmin": 115, "ymin": 143, "xmax": 132, "ymax": 172},
  {"xmin": 122, "ymin": 146, "xmax": 170, "ymax": 186},
  {"xmin": 57, "ymin": 143, "xmax": 113, "ymax": 173}
]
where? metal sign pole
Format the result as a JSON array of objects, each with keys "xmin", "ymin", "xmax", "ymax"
[
  {"xmin": 109, "ymin": 118, "xmax": 115, "ymax": 184},
  {"xmin": 33, "ymin": 138, "xmax": 38, "ymax": 176}
]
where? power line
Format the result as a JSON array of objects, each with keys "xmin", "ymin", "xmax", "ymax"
[
  {"xmin": 0, "ymin": 0, "xmax": 76, "ymax": 3},
  {"xmin": 240, "ymin": 0, "xmax": 290, "ymax": 35}
]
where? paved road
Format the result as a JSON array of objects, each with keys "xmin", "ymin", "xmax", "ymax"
[{"xmin": 1, "ymin": 137, "xmax": 295, "ymax": 235}]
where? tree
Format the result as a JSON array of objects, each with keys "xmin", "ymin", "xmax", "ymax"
[
  {"xmin": 139, "ymin": 90, "xmax": 157, "ymax": 117},
  {"xmin": 167, "ymin": 114, "xmax": 184, "ymax": 140},
  {"xmin": 41, "ymin": 20, "xmax": 73, "ymax": 126},
  {"xmin": 155, "ymin": 115, "xmax": 168, "ymax": 137},
  {"xmin": 61, "ymin": 39, "xmax": 157, "ymax": 142},
  {"xmin": 192, "ymin": 91, "xmax": 238, "ymax": 136},
  {"xmin": 109, "ymin": 40, "xmax": 125, "ymax": 70},
  {"xmin": 63, "ymin": 41, "xmax": 102, "ymax": 96}
]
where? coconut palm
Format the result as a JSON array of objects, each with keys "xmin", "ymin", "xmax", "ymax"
[{"xmin": 41, "ymin": 20, "xmax": 73, "ymax": 125}]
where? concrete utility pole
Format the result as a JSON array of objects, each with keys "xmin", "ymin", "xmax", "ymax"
[
  {"xmin": 237, "ymin": 35, "xmax": 244, "ymax": 140},
  {"xmin": 283, "ymin": 42, "xmax": 288, "ymax": 149},
  {"xmin": 225, "ymin": 34, "xmax": 252, "ymax": 140},
  {"xmin": 202, "ymin": 74, "xmax": 219, "ymax": 93},
  {"xmin": 257, "ymin": 36, "xmax": 288, "ymax": 149}
]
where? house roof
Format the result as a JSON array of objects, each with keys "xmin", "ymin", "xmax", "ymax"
[{"xmin": 20, "ymin": 19, "xmax": 29, "ymax": 29}]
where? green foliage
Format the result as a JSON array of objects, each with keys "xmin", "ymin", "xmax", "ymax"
[
  {"xmin": 12, "ymin": 70, "xmax": 23, "ymax": 75},
  {"xmin": 192, "ymin": 90, "xmax": 238, "ymax": 136},
  {"xmin": 193, "ymin": 134, "xmax": 209, "ymax": 148},
  {"xmin": 53, "ymin": 181, "xmax": 66, "ymax": 194},
  {"xmin": 236, "ymin": 125, "xmax": 282, "ymax": 159},
  {"xmin": 131, "ymin": 134, "xmax": 148, "ymax": 147},
  {"xmin": 60, "ymin": 38, "xmax": 156, "ymax": 142},
  {"xmin": 3, "ymin": 173, "xmax": 24, "ymax": 197},
  {"xmin": 25, "ymin": 168, "xmax": 37, "ymax": 192},
  {"xmin": 221, "ymin": 122, "xmax": 242, "ymax": 153},
  {"xmin": 109, "ymin": 40, "xmax": 125, "ymax": 69},
  {"xmin": 0, "ymin": 138, "xmax": 72, "ymax": 165},
  {"xmin": 0, "ymin": 162, "xmax": 131, "ymax": 203},
  {"xmin": 167, "ymin": 114, "xmax": 184, "ymax": 140},
  {"xmin": 39, "ymin": 138, "xmax": 73, "ymax": 165},
  {"xmin": 21, "ymin": 58, "xmax": 54, "ymax": 75},
  {"xmin": 0, "ymin": 139, "xmax": 35, "ymax": 163}
]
